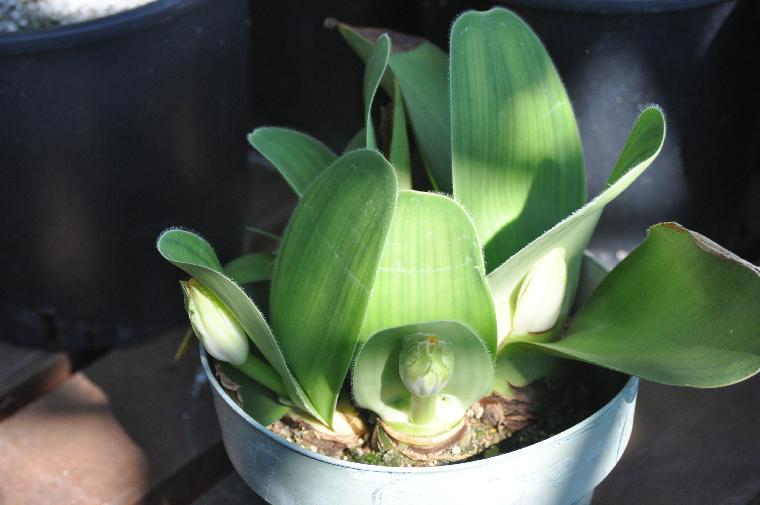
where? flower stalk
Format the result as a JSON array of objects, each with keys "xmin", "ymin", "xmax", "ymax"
[{"xmin": 399, "ymin": 334, "xmax": 455, "ymax": 425}]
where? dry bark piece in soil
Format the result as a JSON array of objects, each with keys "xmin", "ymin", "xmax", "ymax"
[{"xmin": 268, "ymin": 410, "xmax": 367, "ymax": 460}]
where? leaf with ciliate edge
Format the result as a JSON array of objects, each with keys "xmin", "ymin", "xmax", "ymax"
[
  {"xmin": 488, "ymin": 106, "xmax": 666, "ymax": 349},
  {"xmin": 270, "ymin": 149, "xmax": 398, "ymax": 424},
  {"xmin": 248, "ymin": 127, "xmax": 337, "ymax": 198},
  {"xmin": 223, "ymin": 253, "xmax": 274, "ymax": 284},
  {"xmin": 219, "ymin": 363, "xmax": 290, "ymax": 426},
  {"xmin": 363, "ymin": 33, "xmax": 390, "ymax": 150},
  {"xmin": 360, "ymin": 190, "xmax": 498, "ymax": 356},
  {"xmin": 336, "ymin": 22, "xmax": 452, "ymax": 192},
  {"xmin": 156, "ymin": 229, "xmax": 324, "ymax": 424},
  {"xmin": 518, "ymin": 223, "xmax": 760, "ymax": 388},
  {"xmin": 450, "ymin": 7, "xmax": 586, "ymax": 271},
  {"xmin": 353, "ymin": 321, "xmax": 494, "ymax": 437}
]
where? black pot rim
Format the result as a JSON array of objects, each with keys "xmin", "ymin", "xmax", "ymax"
[
  {"xmin": 0, "ymin": 0, "xmax": 208, "ymax": 55},
  {"xmin": 504, "ymin": 0, "xmax": 732, "ymax": 14}
]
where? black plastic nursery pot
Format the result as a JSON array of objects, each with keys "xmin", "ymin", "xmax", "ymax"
[
  {"xmin": 415, "ymin": 0, "xmax": 758, "ymax": 263},
  {"xmin": 0, "ymin": 0, "xmax": 251, "ymax": 350}
]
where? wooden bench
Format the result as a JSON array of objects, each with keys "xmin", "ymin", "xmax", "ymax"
[{"xmin": 2, "ymin": 331, "xmax": 759, "ymax": 505}]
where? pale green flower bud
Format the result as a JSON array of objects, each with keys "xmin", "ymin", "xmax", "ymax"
[
  {"xmin": 399, "ymin": 334, "xmax": 455, "ymax": 397},
  {"xmin": 511, "ymin": 248, "xmax": 567, "ymax": 336},
  {"xmin": 182, "ymin": 279, "xmax": 249, "ymax": 365}
]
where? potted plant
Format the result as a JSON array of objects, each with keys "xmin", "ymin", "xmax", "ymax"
[
  {"xmin": 157, "ymin": 7, "xmax": 760, "ymax": 504},
  {"xmin": 0, "ymin": 0, "xmax": 250, "ymax": 350}
]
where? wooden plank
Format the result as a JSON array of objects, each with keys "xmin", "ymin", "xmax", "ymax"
[
  {"xmin": 0, "ymin": 329, "xmax": 228, "ymax": 505},
  {"xmin": 191, "ymin": 472, "xmax": 267, "ymax": 505},
  {"xmin": 594, "ymin": 374, "xmax": 760, "ymax": 504},
  {"xmin": 0, "ymin": 342, "xmax": 71, "ymax": 420}
]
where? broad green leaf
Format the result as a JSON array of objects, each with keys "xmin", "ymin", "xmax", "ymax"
[
  {"xmin": 390, "ymin": 81, "xmax": 412, "ymax": 189},
  {"xmin": 223, "ymin": 253, "xmax": 274, "ymax": 284},
  {"xmin": 344, "ymin": 128, "xmax": 366, "ymax": 154},
  {"xmin": 219, "ymin": 363, "xmax": 290, "ymax": 426},
  {"xmin": 488, "ymin": 106, "xmax": 666, "ymax": 349},
  {"xmin": 519, "ymin": 223, "xmax": 760, "ymax": 387},
  {"xmin": 360, "ymin": 191, "xmax": 498, "ymax": 355},
  {"xmin": 270, "ymin": 149, "xmax": 398, "ymax": 424},
  {"xmin": 451, "ymin": 7, "xmax": 586, "ymax": 270},
  {"xmin": 156, "ymin": 229, "xmax": 324, "ymax": 423},
  {"xmin": 492, "ymin": 252, "xmax": 608, "ymax": 397},
  {"xmin": 363, "ymin": 34, "xmax": 390, "ymax": 150},
  {"xmin": 337, "ymin": 23, "xmax": 452, "ymax": 192},
  {"xmin": 353, "ymin": 321, "xmax": 493, "ymax": 436},
  {"xmin": 248, "ymin": 127, "xmax": 337, "ymax": 197}
]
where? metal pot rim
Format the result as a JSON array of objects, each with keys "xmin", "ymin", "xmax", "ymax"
[{"xmin": 201, "ymin": 347, "xmax": 639, "ymax": 474}]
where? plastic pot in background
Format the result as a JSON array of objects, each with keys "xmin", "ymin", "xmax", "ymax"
[
  {"xmin": 0, "ymin": 0, "xmax": 250, "ymax": 350},
  {"xmin": 415, "ymin": 0, "xmax": 758, "ymax": 265}
]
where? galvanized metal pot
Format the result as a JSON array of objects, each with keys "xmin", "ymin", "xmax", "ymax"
[
  {"xmin": 201, "ymin": 255, "xmax": 637, "ymax": 504},
  {"xmin": 202, "ymin": 352, "xmax": 636, "ymax": 505}
]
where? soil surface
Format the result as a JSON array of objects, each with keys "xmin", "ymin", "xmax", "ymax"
[
  {"xmin": 217, "ymin": 361, "xmax": 615, "ymax": 468},
  {"xmin": 0, "ymin": 0, "xmax": 153, "ymax": 33}
]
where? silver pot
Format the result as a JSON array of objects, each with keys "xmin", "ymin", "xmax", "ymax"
[{"xmin": 201, "ymin": 254, "xmax": 638, "ymax": 505}]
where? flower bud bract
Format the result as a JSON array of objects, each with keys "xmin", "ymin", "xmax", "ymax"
[
  {"xmin": 511, "ymin": 248, "xmax": 567, "ymax": 336},
  {"xmin": 183, "ymin": 279, "xmax": 249, "ymax": 365}
]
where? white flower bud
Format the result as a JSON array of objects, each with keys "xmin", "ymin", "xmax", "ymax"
[
  {"xmin": 511, "ymin": 248, "xmax": 567, "ymax": 336},
  {"xmin": 183, "ymin": 279, "xmax": 249, "ymax": 365},
  {"xmin": 399, "ymin": 334, "xmax": 455, "ymax": 397}
]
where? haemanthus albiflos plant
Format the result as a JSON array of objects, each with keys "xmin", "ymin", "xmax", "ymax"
[{"xmin": 157, "ymin": 7, "xmax": 760, "ymax": 465}]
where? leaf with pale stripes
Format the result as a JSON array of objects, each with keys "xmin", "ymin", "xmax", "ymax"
[
  {"xmin": 450, "ymin": 7, "xmax": 586, "ymax": 270},
  {"xmin": 360, "ymin": 190, "xmax": 497, "ymax": 355},
  {"xmin": 270, "ymin": 149, "xmax": 398, "ymax": 424}
]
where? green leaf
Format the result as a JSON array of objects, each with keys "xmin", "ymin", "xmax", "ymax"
[
  {"xmin": 519, "ymin": 223, "xmax": 760, "ymax": 388},
  {"xmin": 363, "ymin": 34, "xmax": 390, "ymax": 150},
  {"xmin": 360, "ymin": 191, "xmax": 498, "ymax": 355},
  {"xmin": 353, "ymin": 321, "xmax": 493, "ymax": 436},
  {"xmin": 223, "ymin": 253, "xmax": 274, "ymax": 284},
  {"xmin": 344, "ymin": 128, "xmax": 366, "ymax": 154},
  {"xmin": 336, "ymin": 23, "xmax": 452, "ymax": 192},
  {"xmin": 270, "ymin": 149, "xmax": 398, "ymax": 423},
  {"xmin": 219, "ymin": 363, "xmax": 290, "ymax": 426},
  {"xmin": 156, "ymin": 229, "xmax": 324, "ymax": 423},
  {"xmin": 390, "ymin": 42, "xmax": 451, "ymax": 192},
  {"xmin": 248, "ymin": 127, "xmax": 337, "ymax": 197},
  {"xmin": 488, "ymin": 106, "xmax": 666, "ymax": 349},
  {"xmin": 390, "ymin": 80, "xmax": 412, "ymax": 189},
  {"xmin": 450, "ymin": 7, "xmax": 586, "ymax": 270}
]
